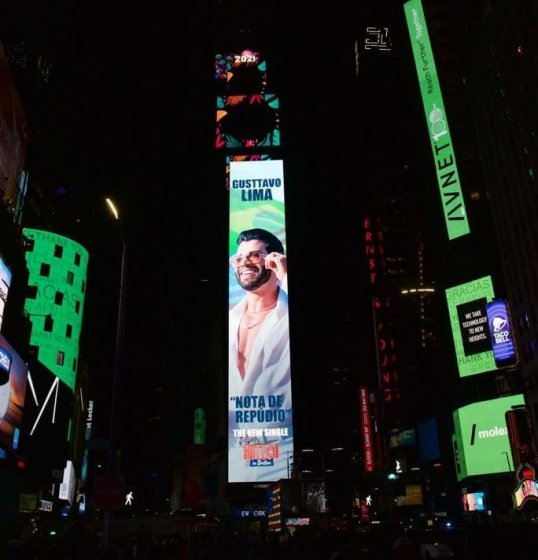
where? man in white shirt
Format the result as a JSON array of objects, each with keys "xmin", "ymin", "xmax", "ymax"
[{"xmin": 228, "ymin": 228, "xmax": 293, "ymax": 482}]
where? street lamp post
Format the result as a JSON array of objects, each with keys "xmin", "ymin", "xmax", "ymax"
[{"xmin": 102, "ymin": 197, "xmax": 128, "ymax": 553}]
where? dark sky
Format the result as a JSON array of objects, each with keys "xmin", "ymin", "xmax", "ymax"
[{"xmin": 3, "ymin": 1, "xmax": 419, "ymax": 451}]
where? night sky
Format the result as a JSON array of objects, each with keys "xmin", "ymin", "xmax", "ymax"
[{"xmin": 2, "ymin": 1, "xmax": 421, "ymax": 461}]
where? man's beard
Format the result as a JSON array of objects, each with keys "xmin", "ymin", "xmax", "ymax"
[{"xmin": 236, "ymin": 266, "xmax": 272, "ymax": 291}]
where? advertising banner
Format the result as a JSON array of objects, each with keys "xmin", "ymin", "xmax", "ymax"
[
  {"xmin": 445, "ymin": 276, "xmax": 496, "ymax": 377},
  {"xmin": 486, "ymin": 299, "xmax": 519, "ymax": 368},
  {"xmin": 228, "ymin": 160, "xmax": 293, "ymax": 482},
  {"xmin": 404, "ymin": 0, "xmax": 469, "ymax": 240},
  {"xmin": 359, "ymin": 387, "xmax": 375, "ymax": 472},
  {"xmin": 0, "ymin": 333, "xmax": 28, "ymax": 453},
  {"xmin": 453, "ymin": 394, "xmax": 525, "ymax": 480}
]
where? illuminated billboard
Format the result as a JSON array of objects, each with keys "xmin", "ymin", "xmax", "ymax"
[
  {"xmin": 404, "ymin": 0, "xmax": 469, "ymax": 240},
  {"xmin": 228, "ymin": 160, "xmax": 293, "ymax": 482},
  {"xmin": 486, "ymin": 299, "xmax": 519, "ymax": 369},
  {"xmin": 445, "ymin": 276, "xmax": 496, "ymax": 377},
  {"xmin": 0, "ymin": 333, "xmax": 28, "ymax": 453},
  {"xmin": 215, "ymin": 50, "xmax": 279, "ymax": 151},
  {"xmin": 0, "ymin": 254, "xmax": 12, "ymax": 331},
  {"xmin": 23, "ymin": 229, "xmax": 89, "ymax": 390},
  {"xmin": 359, "ymin": 387, "xmax": 374, "ymax": 472},
  {"xmin": 452, "ymin": 394, "xmax": 525, "ymax": 481}
]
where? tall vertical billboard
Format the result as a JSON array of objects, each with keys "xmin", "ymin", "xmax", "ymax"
[
  {"xmin": 453, "ymin": 394, "xmax": 525, "ymax": 480},
  {"xmin": 23, "ymin": 229, "xmax": 89, "ymax": 390},
  {"xmin": 228, "ymin": 159, "xmax": 293, "ymax": 482},
  {"xmin": 446, "ymin": 276, "xmax": 496, "ymax": 377},
  {"xmin": 404, "ymin": 0, "xmax": 470, "ymax": 240}
]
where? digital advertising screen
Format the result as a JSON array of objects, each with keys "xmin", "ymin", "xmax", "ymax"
[
  {"xmin": 0, "ymin": 333, "xmax": 28, "ymax": 453},
  {"xmin": 404, "ymin": 0, "xmax": 469, "ymax": 240},
  {"xmin": 23, "ymin": 229, "xmax": 89, "ymax": 390},
  {"xmin": 462, "ymin": 491, "xmax": 485, "ymax": 512},
  {"xmin": 0, "ymin": 254, "xmax": 12, "ymax": 331},
  {"xmin": 215, "ymin": 50, "xmax": 267, "ymax": 96},
  {"xmin": 216, "ymin": 93, "xmax": 280, "ymax": 150},
  {"xmin": 486, "ymin": 299, "xmax": 519, "ymax": 369},
  {"xmin": 452, "ymin": 394, "xmax": 525, "ymax": 481},
  {"xmin": 446, "ymin": 276, "xmax": 496, "ymax": 377},
  {"xmin": 228, "ymin": 159, "xmax": 293, "ymax": 482}
]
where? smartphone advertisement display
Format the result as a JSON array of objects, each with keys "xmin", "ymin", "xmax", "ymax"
[
  {"xmin": 228, "ymin": 159, "xmax": 293, "ymax": 482},
  {"xmin": 0, "ymin": 333, "xmax": 28, "ymax": 454}
]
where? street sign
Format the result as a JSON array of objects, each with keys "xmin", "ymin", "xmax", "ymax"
[{"xmin": 93, "ymin": 474, "xmax": 125, "ymax": 510}]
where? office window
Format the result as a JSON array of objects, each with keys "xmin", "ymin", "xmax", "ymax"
[
  {"xmin": 75, "ymin": 300, "xmax": 80, "ymax": 314},
  {"xmin": 54, "ymin": 245, "xmax": 63, "ymax": 258},
  {"xmin": 67, "ymin": 271, "xmax": 74, "ymax": 285},
  {"xmin": 66, "ymin": 324, "xmax": 72, "ymax": 338},
  {"xmin": 55, "ymin": 292, "xmax": 64, "ymax": 305},
  {"xmin": 74, "ymin": 252, "xmax": 81, "ymax": 266},
  {"xmin": 56, "ymin": 351, "xmax": 65, "ymax": 365}
]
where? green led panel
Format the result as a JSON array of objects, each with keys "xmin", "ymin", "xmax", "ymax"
[
  {"xmin": 446, "ymin": 276, "xmax": 496, "ymax": 377},
  {"xmin": 453, "ymin": 394, "xmax": 525, "ymax": 481},
  {"xmin": 404, "ymin": 0, "xmax": 470, "ymax": 240},
  {"xmin": 23, "ymin": 229, "xmax": 89, "ymax": 390}
]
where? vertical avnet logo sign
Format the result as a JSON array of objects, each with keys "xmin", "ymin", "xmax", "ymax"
[
  {"xmin": 404, "ymin": 0, "xmax": 470, "ymax": 240},
  {"xmin": 228, "ymin": 160, "xmax": 293, "ymax": 482}
]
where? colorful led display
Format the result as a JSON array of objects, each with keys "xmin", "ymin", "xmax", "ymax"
[
  {"xmin": 445, "ymin": 276, "xmax": 496, "ymax": 377},
  {"xmin": 0, "ymin": 333, "xmax": 28, "ymax": 453},
  {"xmin": 404, "ymin": 0, "xmax": 470, "ymax": 240},
  {"xmin": 228, "ymin": 160, "xmax": 293, "ymax": 482},
  {"xmin": 215, "ymin": 50, "xmax": 279, "ymax": 151},
  {"xmin": 452, "ymin": 394, "xmax": 525, "ymax": 481},
  {"xmin": 486, "ymin": 299, "xmax": 519, "ymax": 369},
  {"xmin": 0, "ymin": 254, "xmax": 12, "ymax": 331},
  {"xmin": 462, "ymin": 491, "xmax": 485, "ymax": 511},
  {"xmin": 23, "ymin": 229, "xmax": 89, "ymax": 390}
]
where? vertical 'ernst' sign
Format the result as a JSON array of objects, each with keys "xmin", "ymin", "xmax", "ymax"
[{"xmin": 404, "ymin": 0, "xmax": 470, "ymax": 240}]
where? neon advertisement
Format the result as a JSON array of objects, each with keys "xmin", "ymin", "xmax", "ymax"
[
  {"xmin": 452, "ymin": 394, "xmax": 524, "ymax": 481},
  {"xmin": 445, "ymin": 276, "xmax": 496, "ymax": 377},
  {"xmin": 513, "ymin": 464, "xmax": 538, "ymax": 510},
  {"xmin": 486, "ymin": 299, "xmax": 519, "ymax": 368},
  {"xmin": 228, "ymin": 160, "xmax": 293, "ymax": 483},
  {"xmin": 0, "ymin": 333, "xmax": 28, "ymax": 453},
  {"xmin": 23, "ymin": 229, "xmax": 89, "ymax": 390},
  {"xmin": 404, "ymin": 0, "xmax": 469, "ymax": 240}
]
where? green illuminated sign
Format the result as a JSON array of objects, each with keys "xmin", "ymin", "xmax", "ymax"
[
  {"xmin": 404, "ymin": 0, "xmax": 470, "ymax": 240},
  {"xmin": 446, "ymin": 276, "xmax": 496, "ymax": 377},
  {"xmin": 453, "ymin": 394, "xmax": 524, "ymax": 480},
  {"xmin": 23, "ymin": 229, "xmax": 89, "ymax": 390}
]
